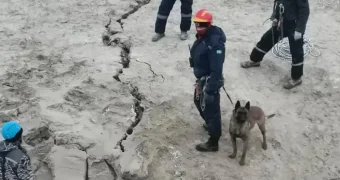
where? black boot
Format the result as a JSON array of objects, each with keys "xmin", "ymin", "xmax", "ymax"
[{"xmin": 195, "ymin": 137, "xmax": 219, "ymax": 152}]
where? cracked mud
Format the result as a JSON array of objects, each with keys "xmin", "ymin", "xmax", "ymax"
[{"xmin": 1, "ymin": 0, "xmax": 340, "ymax": 179}]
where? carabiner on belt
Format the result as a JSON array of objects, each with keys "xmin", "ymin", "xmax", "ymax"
[{"xmin": 279, "ymin": 3, "xmax": 284, "ymax": 14}]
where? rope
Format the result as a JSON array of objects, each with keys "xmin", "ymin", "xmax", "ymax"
[
  {"xmin": 262, "ymin": 16, "xmax": 322, "ymax": 61},
  {"xmin": 271, "ymin": 35, "xmax": 321, "ymax": 60}
]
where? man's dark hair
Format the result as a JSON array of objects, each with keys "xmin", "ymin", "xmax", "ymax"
[{"xmin": 5, "ymin": 128, "xmax": 23, "ymax": 143}]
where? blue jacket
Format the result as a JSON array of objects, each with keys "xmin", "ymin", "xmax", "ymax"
[{"xmin": 190, "ymin": 25, "xmax": 226, "ymax": 94}]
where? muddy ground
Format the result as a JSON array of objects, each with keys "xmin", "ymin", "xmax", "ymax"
[{"xmin": 0, "ymin": 0, "xmax": 340, "ymax": 179}]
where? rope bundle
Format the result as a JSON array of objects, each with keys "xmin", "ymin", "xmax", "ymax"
[{"xmin": 271, "ymin": 35, "xmax": 321, "ymax": 60}]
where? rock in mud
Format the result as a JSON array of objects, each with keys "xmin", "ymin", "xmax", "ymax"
[
  {"xmin": 54, "ymin": 132, "xmax": 95, "ymax": 151},
  {"xmin": 87, "ymin": 157, "xmax": 114, "ymax": 180},
  {"xmin": 23, "ymin": 125, "xmax": 53, "ymax": 146},
  {"xmin": 115, "ymin": 141, "xmax": 149, "ymax": 180},
  {"xmin": 27, "ymin": 137, "xmax": 54, "ymax": 179},
  {"xmin": 45, "ymin": 145, "xmax": 87, "ymax": 180},
  {"xmin": 0, "ymin": 112, "xmax": 16, "ymax": 122}
]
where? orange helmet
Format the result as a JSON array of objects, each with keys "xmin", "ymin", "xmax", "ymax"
[{"xmin": 193, "ymin": 9, "xmax": 213, "ymax": 23}]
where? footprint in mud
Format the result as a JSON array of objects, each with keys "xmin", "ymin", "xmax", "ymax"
[
  {"xmin": 47, "ymin": 103, "xmax": 80, "ymax": 116},
  {"xmin": 0, "ymin": 67, "xmax": 36, "ymax": 98},
  {"xmin": 54, "ymin": 61, "xmax": 86, "ymax": 78},
  {"xmin": 268, "ymin": 138, "xmax": 282, "ymax": 149},
  {"xmin": 4, "ymin": 67, "xmax": 34, "ymax": 80},
  {"xmin": 63, "ymin": 87, "xmax": 94, "ymax": 108}
]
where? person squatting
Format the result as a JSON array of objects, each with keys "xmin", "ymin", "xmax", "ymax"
[{"xmin": 241, "ymin": 0, "xmax": 310, "ymax": 89}]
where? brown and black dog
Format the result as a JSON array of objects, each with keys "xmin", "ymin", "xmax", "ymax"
[{"xmin": 228, "ymin": 100, "xmax": 275, "ymax": 166}]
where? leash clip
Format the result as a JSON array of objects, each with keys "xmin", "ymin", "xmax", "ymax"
[
  {"xmin": 279, "ymin": 4, "xmax": 284, "ymax": 14},
  {"xmin": 194, "ymin": 83, "xmax": 200, "ymax": 100}
]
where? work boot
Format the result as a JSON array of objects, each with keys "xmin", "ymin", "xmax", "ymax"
[
  {"xmin": 283, "ymin": 78, "xmax": 302, "ymax": 89},
  {"xmin": 152, "ymin": 33, "xmax": 165, "ymax": 42},
  {"xmin": 195, "ymin": 137, "xmax": 219, "ymax": 152},
  {"xmin": 240, "ymin": 60, "xmax": 261, "ymax": 68},
  {"xmin": 179, "ymin": 31, "xmax": 188, "ymax": 40}
]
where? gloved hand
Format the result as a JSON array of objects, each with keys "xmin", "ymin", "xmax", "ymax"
[
  {"xmin": 204, "ymin": 93, "xmax": 214, "ymax": 104},
  {"xmin": 294, "ymin": 31, "xmax": 302, "ymax": 40},
  {"xmin": 271, "ymin": 18, "xmax": 278, "ymax": 27}
]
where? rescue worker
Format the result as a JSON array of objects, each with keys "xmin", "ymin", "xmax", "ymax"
[
  {"xmin": 190, "ymin": 9, "xmax": 226, "ymax": 152},
  {"xmin": 240, "ymin": 0, "xmax": 310, "ymax": 89},
  {"xmin": 0, "ymin": 121, "xmax": 35, "ymax": 180},
  {"xmin": 152, "ymin": 0, "xmax": 193, "ymax": 42}
]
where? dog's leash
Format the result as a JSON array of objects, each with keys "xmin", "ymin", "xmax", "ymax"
[{"xmin": 222, "ymin": 86, "xmax": 234, "ymax": 106}]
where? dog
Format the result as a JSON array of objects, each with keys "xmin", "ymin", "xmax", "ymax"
[{"xmin": 228, "ymin": 100, "xmax": 275, "ymax": 166}]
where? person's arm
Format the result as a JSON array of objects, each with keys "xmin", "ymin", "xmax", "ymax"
[
  {"xmin": 295, "ymin": 0, "xmax": 310, "ymax": 33},
  {"xmin": 205, "ymin": 40, "xmax": 225, "ymax": 94},
  {"xmin": 17, "ymin": 155, "xmax": 36, "ymax": 180},
  {"xmin": 270, "ymin": 0, "xmax": 278, "ymax": 20}
]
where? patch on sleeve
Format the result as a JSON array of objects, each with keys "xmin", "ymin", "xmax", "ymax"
[{"xmin": 216, "ymin": 50, "xmax": 222, "ymax": 54}]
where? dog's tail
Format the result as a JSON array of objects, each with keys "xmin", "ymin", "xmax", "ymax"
[{"xmin": 266, "ymin": 114, "xmax": 276, "ymax": 119}]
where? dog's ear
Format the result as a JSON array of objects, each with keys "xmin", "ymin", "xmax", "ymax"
[
  {"xmin": 245, "ymin": 101, "xmax": 250, "ymax": 111},
  {"xmin": 235, "ymin": 100, "xmax": 241, "ymax": 110}
]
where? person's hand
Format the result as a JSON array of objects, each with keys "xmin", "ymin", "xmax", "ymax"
[
  {"xmin": 271, "ymin": 18, "xmax": 278, "ymax": 27},
  {"xmin": 294, "ymin": 31, "xmax": 302, "ymax": 40},
  {"xmin": 204, "ymin": 93, "xmax": 214, "ymax": 104}
]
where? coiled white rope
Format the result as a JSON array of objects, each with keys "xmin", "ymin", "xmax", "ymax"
[
  {"xmin": 262, "ymin": 18, "xmax": 322, "ymax": 60},
  {"xmin": 271, "ymin": 35, "xmax": 321, "ymax": 60}
]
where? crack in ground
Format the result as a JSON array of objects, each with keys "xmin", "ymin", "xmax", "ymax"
[
  {"xmin": 126, "ymin": 83, "xmax": 145, "ymax": 134},
  {"xmin": 116, "ymin": 134, "xmax": 128, "ymax": 152},
  {"xmin": 115, "ymin": 83, "xmax": 145, "ymax": 152},
  {"xmin": 103, "ymin": 36, "xmax": 132, "ymax": 69},
  {"xmin": 104, "ymin": 159, "xmax": 118, "ymax": 180},
  {"xmin": 119, "ymin": 39, "xmax": 132, "ymax": 68},
  {"xmin": 85, "ymin": 157, "xmax": 89, "ymax": 180},
  {"xmin": 113, "ymin": 68, "xmax": 123, "ymax": 82},
  {"xmin": 101, "ymin": 0, "xmax": 148, "ymax": 157},
  {"xmin": 135, "ymin": 59, "xmax": 165, "ymax": 82},
  {"xmin": 116, "ymin": 0, "xmax": 151, "ymax": 30},
  {"xmin": 103, "ymin": 0, "xmax": 151, "ymax": 70}
]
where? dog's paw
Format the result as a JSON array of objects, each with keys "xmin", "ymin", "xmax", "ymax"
[
  {"xmin": 228, "ymin": 154, "xmax": 236, "ymax": 159},
  {"xmin": 239, "ymin": 160, "xmax": 245, "ymax": 166},
  {"xmin": 262, "ymin": 143, "xmax": 267, "ymax": 150}
]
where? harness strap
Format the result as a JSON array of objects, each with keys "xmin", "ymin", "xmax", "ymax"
[
  {"xmin": 278, "ymin": 3, "xmax": 284, "ymax": 41},
  {"xmin": 1, "ymin": 151, "xmax": 9, "ymax": 180},
  {"xmin": 194, "ymin": 83, "xmax": 200, "ymax": 100},
  {"xmin": 194, "ymin": 76, "xmax": 209, "ymax": 111}
]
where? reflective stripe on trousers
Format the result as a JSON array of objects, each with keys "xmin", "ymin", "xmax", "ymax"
[
  {"xmin": 157, "ymin": 14, "xmax": 168, "ymax": 19},
  {"xmin": 181, "ymin": 13, "xmax": 192, "ymax": 18},
  {"xmin": 292, "ymin": 62, "xmax": 303, "ymax": 66},
  {"xmin": 255, "ymin": 46, "xmax": 267, "ymax": 54}
]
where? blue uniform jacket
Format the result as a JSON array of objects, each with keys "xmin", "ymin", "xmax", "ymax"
[{"xmin": 190, "ymin": 25, "xmax": 226, "ymax": 94}]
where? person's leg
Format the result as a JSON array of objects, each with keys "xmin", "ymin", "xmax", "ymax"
[
  {"xmin": 179, "ymin": 0, "xmax": 193, "ymax": 40},
  {"xmin": 283, "ymin": 31, "xmax": 304, "ymax": 89},
  {"xmin": 241, "ymin": 27, "xmax": 280, "ymax": 68},
  {"xmin": 153, "ymin": 0, "xmax": 177, "ymax": 41},
  {"xmin": 195, "ymin": 91, "xmax": 221, "ymax": 152}
]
